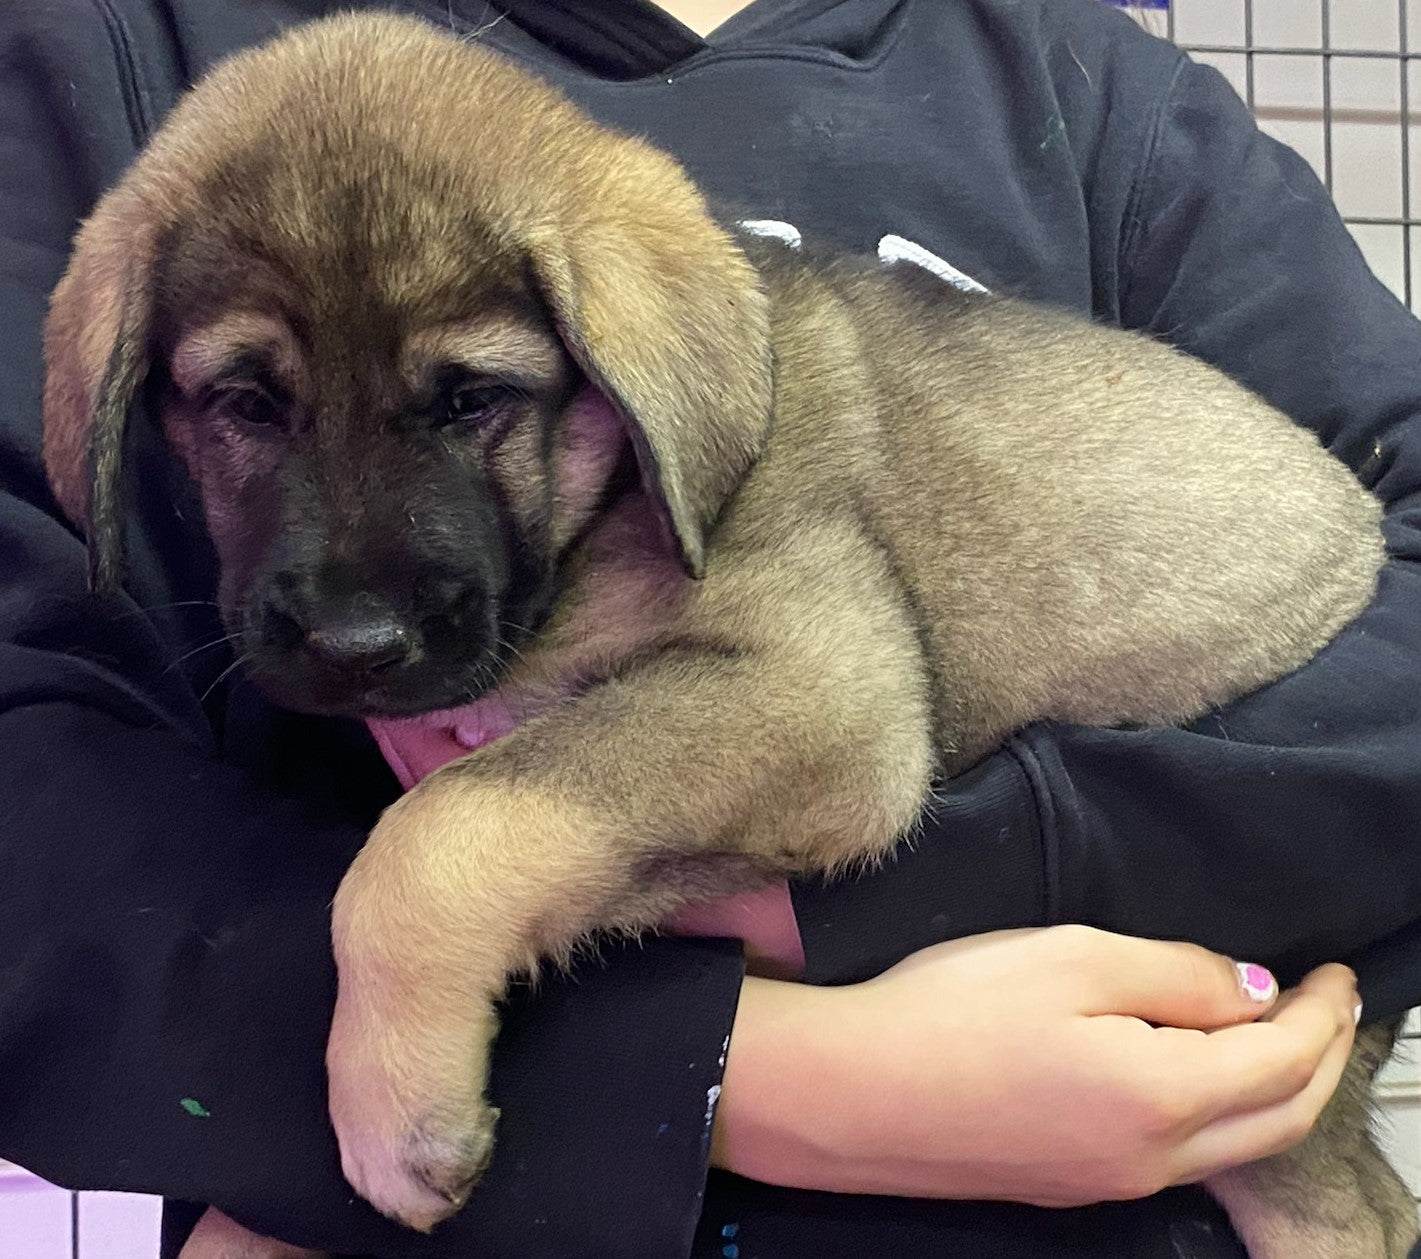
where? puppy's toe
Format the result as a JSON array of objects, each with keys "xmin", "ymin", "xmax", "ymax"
[
  {"xmin": 337, "ymin": 1102, "xmax": 500, "ymax": 1233},
  {"xmin": 326, "ymin": 881, "xmax": 506, "ymax": 1232},
  {"xmin": 406, "ymin": 1108, "xmax": 500, "ymax": 1213}
]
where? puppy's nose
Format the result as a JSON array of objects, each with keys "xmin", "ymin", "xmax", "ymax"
[
  {"xmin": 261, "ymin": 592, "xmax": 414, "ymax": 675},
  {"xmin": 305, "ymin": 615, "xmax": 412, "ymax": 675}
]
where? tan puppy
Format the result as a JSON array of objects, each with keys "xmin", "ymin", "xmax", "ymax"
[{"xmin": 42, "ymin": 14, "xmax": 1417, "ymax": 1259}]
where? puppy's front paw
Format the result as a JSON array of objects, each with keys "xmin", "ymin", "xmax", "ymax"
[
  {"xmin": 327, "ymin": 1041, "xmax": 500, "ymax": 1232},
  {"xmin": 325, "ymin": 956, "xmax": 502, "ymax": 1232},
  {"xmin": 325, "ymin": 778, "xmax": 561, "ymax": 1230},
  {"xmin": 326, "ymin": 825, "xmax": 507, "ymax": 1231}
]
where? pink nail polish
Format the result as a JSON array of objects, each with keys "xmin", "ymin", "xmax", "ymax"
[{"xmin": 1236, "ymin": 962, "xmax": 1277, "ymax": 1002}]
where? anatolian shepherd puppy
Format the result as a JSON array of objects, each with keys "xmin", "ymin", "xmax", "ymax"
[{"xmin": 41, "ymin": 13, "xmax": 1417, "ymax": 1259}]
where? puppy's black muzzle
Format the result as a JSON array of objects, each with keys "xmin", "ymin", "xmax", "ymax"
[{"xmin": 247, "ymin": 567, "xmax": 501, "ymax": 717}]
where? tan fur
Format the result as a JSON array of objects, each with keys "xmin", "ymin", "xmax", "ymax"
[
  {"xmin": 169, "ymin": 314, "xmax": 306, "ymax": 397},
  {"xmin": 43, "ymin": 15, "xmax": 1413, "ymax": 1259},
  {"xmin": 402, "ymin": 320, "xmax": 569, "ymax": 390},
  {"xmin": 43, "ymin": 184, "xmax": 156, "ymax": 544}
]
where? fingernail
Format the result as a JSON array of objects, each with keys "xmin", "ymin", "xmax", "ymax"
[
  {"xmin": 1236, "ymin": 962, "xmax": 1277, "ymax": 1002},
  {"xmin": 1353, "ymin": 1001, "xmax": 1364, "ymax": 1027}
]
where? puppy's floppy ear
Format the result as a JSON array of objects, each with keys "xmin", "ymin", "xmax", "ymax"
[
  {"xmin": 527, "ymin": 213, "xmax": 773, "ymax": 580},
  {"xmin": 42, "ymin": 189, "xmax": 157, "ymax": 592}
]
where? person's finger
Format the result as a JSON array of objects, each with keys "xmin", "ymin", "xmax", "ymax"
[
  {"xmin": 1141, "ymin": 963, "xmax": 1357, "ymax": 1132},
  {"xmin": 1257, "ymin": 962, "xmax": 1361, "ymax": 1029},
  {"xmin": 1054, "ymin": 927, "xmax": 1280, "ymax": 1028},
  {"xmin": 1164, "ymin": 971, "xmax": 1358, "ymax": 1182}
]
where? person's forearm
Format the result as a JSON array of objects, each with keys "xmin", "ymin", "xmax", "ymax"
[
  {"xmin": 711, "ymin": 929, "xmax": 1358, "ymax": 1207},
  {"xmin": 711, "ymin": 976, "xmax": 839, "ymax": 1183}
]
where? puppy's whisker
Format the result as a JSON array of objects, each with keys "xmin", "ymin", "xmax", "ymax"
[
  {"xmin": 144, "ymin": 599, "xmax": 221, "ymax": 613},
  {"xmin": 496, "ymin": 619, "xmax": 532, "ymax": 659},
  {"xmin": 107, "ymin": 598, "xmax": 223, "ymax": 624},
  {"xmin": 164, "ymin": 631, "xmax": 242, "ymax": 673},
  {"xmin": 460, "ymin": 6, "xmax": 505, "ymax": 42},
  {"xmin": 143, "ymin": 598, "xmax": 222, "ymax": 613},
  {"xmin": 199, "ymin": 651, "xmax": 255, "ymax": 706},
  {"xmin": 494, "ymin": 635, "xmax": 528, "ymax": 668}
]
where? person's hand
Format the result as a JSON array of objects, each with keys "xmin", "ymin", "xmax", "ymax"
[{"xmin": 712, "ymin": 925, "xmax": 1360, "ymax": 1206}]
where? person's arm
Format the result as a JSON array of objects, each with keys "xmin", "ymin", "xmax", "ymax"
[
  {"xmin": 712, "ymin": 929, "xmax": 1362, "ymax": 1205},
  {"xmin": 792, "ymin": 1, "xmax": 1421, "ymax": 1017},
  {"xmin": 0, "ymin": 5, "xmax": 744, "ymax": 1256}
]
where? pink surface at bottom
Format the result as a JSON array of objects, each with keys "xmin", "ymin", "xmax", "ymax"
[
  {"xmin": 79, "ymin": 1192, "xmax": 163, "ymax": 1259},
  {"xmin": 0, "ymin": 1171, "xmax": 161, "ymax": 1259},
  {"xmin": 0, "ymin": 1175, "xmax": 70, "ymax": 1259}
]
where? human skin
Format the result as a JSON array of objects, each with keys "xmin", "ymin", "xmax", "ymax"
[{"xmin": 684, "ymin": 903, "xmax": 1359, "ymax": 1203}]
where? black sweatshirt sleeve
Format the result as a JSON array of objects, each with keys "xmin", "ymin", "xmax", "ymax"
[
  {"xmin": 0, "ymin": 4, "xmax": 743, "ymax": 1256},
  {"xmin": 794, "ymin": 3, "xmax": 1421, "ymax": 1019}
]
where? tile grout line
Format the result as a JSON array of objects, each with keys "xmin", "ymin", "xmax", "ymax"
[{"xmin": 1402, "ymin": 0, "xmax": 1412, "ymax": 309}]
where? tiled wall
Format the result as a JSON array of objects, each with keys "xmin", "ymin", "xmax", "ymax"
[
  {"xmin": 0, "ymin": 1163, "xmax": 159, "ymax": 1259},
  {"xmin": 1131, "ymin": 0, "xmax": 1421, "ymax": 304},
  {"xmin": 3, "ymin": 1, "xmax": 1419, "ymax": 1253}
]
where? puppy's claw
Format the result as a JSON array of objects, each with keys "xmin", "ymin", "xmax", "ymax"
[
  {"xmin": 338, "ymin": 1103, "xmax": 500, "ymax": 1233},
  {"xmin": 408, "ymin": 1106, "xmax": 500, "ymax": 1211}
]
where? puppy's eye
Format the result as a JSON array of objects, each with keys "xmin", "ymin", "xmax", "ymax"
[
  {"xmin": 439, "ymin": 381, "xmax": 514, "ymax": 428},
  {"xmin": 211, "ymin": 384, "xmax": 283, "ymax": 429}
]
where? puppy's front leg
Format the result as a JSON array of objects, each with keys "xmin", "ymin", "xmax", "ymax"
[{"xmin": 328, "ymin": 623, "xmax": 933, "ymax": 1231}]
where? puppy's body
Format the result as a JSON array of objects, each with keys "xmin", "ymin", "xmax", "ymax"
[
  {"xmin": 452, "ymin": 241, "xmax": 1383, "ymax": 899},
  {"xmin": 40, "ymin": 15, "xmax": 1414, "ymax": 1259}
]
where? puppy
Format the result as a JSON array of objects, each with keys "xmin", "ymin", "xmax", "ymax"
[{"xmin": 42, "ymin": 14, "xmax": 1417, "ymax": 1259}]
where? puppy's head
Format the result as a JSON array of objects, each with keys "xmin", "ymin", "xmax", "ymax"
[{"xmin": 42, "ymin": 13, "xmax": 772, "ymax": 717}]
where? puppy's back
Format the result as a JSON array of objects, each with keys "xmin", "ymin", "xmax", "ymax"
[{"xmin": 745, "ymin": 248, "xmax": 1383, "ymax": 763}]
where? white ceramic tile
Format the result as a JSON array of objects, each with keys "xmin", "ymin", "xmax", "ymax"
[
  {"xmin": 1379, "ymin": 1030, "xmax": 1421, "ymax": 1091},
  {"xmin": 1376, "ymin": 1033, "xmax": 1421, "ymax": 1209},
  {"xmin": 1260, "ymin": 113, "xmax": 1329, "ymax": 185},
  {"xmin": 1253, "ymin": 50, "xmax": 1324, "ymax": 107},
  {"xmin": 1331, "ymin": 0, "xmax": 1403, "ymax": 52},
  {"xmin": 1376, "ymin": 1095, "xmax": 1421, "ymax": 1198},
  {"xmin": 76, "ymin": 1193, "xmax": 162, "ymax": 1259},
  {"xmin": 1349, "ymin": 221, "xmax": 1409, "ymax": 299},
  {"xmin": 1251, "ymin": 53, "xmax": 1329, "ymax": 181},
  {"xmin": 1331, "ymin": 50, "xmax": 1405, "ymax": 110},
  {"xmin": 1407, "ymin": 60, "xmax": 1421, "ymax": 215},
  {"xmin": 1253, "ymin": 0, "xmax": 1323, "ymax": 49},
  {"xmin": 1330, "ymin": 56, "xmax": 1405, "ymax": 215},
  {"xmin": 1172, "ymin": 0, "xmax": 1246, "ymax": 48},
  {"xmin": 1191, "ymin": 49, "xmax": 1250, "ymax": 101},
  {"xmin": 0, "ymin": 1178, "xmax": 71, "ymax": 1259}
]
